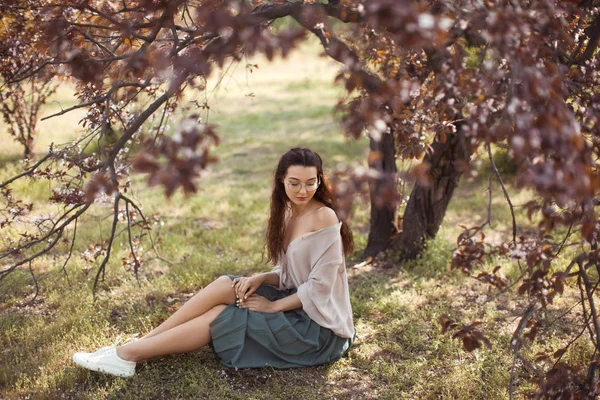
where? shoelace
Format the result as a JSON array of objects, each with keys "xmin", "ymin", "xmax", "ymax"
[{"xmin": 90, "ymin": 334, "xmax": 140, "ymax": 359}]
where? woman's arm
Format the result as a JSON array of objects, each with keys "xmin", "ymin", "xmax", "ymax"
[
  {"xmin": 272, "ymin": 293, "xmax": 302, "ymax": 312},
  {"xmin": 257, "ymin": 271, "xmax": 280, "ymax": 286},
  {"xmin": 233, "ymin": 269, "xmax": 280, "ymax": 300},
  {"xmin": 238, "ymin": 291, "xmax": 301, "ymax": 313}
]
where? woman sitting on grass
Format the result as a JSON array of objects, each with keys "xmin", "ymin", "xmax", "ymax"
[{"xmin": 73, "ymin": 147, "xmax": 356, "ymax": 377}]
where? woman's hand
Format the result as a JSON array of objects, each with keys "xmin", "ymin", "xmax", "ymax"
[
  {"xmin": 231, "ymin": 275, "xmax": 264, "ymax": 301},
  {"xmin": 237, "ymin": 294, "xmax": 277, "ymax": 313}
]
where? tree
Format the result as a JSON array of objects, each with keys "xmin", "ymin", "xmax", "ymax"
[
  {"xmin": 2, "ymin": 0, "xmax": 600, "ymax": 396},
  {"xmin": 0, "ymin": 73, "xmax": 58, "ymax": 159}
]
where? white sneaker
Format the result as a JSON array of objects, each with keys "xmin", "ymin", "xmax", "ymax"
[{"xmin": 72, "ymin": 336, "xmax": 137, "ymax": 378}]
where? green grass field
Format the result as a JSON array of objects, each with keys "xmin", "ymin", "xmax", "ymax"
[{"xmin": 0, "ymin": 38, "xmax": 590, "ymax": 399}]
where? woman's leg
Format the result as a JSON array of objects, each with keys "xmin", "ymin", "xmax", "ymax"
[
  {"xmin": 142, "ymin": 275, "xmax": 236, "ymax": 340},
  {"xmin": 117, "ymin": 304, "xmax": 228, "ymax": 362}
]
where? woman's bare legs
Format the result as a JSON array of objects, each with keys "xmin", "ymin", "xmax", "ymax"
[
  {"xmin": 116, "ymin": 304, "xmax": 228, "ymax": 362},
  {"xmin": 141, "ymin": 275, "xmax": 237, "ymax": 340}
]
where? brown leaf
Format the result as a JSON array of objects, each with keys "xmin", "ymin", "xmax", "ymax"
[
  {"xmin": 582, "ymin": 221, "xmax": 595, "ymax": 243},
  {"xmin": 462, "ymin": 335, "xmax": 480, "ymax": 352},
  {"xmin": 411, "ymin": 162, "xmax": 431, "ymax": 187},
  {"xmin": 553, "ymin": 348, "xmax": 567, "ymax": 359},
  {"xmin": 524, "ymin": 319, "xmax": 539, "ymax": 342},
  {"xmin": 440, "ymin": 314, "xmax": 456, "ymax": 334},
  {"xmin": 534, "ymin": 351, "xmax": 550, "ymax": 362},
  {"xmin": 132, "ymin": 153, "xmax": 160, "ymax": 173},
  {"xmin": 552, "ymin": 272, "xmax": 566, "ymax": 295},
  {"xmin": 517, "ymin": 281, "xmax": 529, "ymax": 295}
]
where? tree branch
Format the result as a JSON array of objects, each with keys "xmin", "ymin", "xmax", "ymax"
[
  {"xmin": 576, "ymin": 15, "xmax": 600, "ymax": 65},
  {"xmin": 487, "ymin": 142, "xmax": 517, "ymax": 243},
  {"xmin": 92, "ymin": 193, "xmax": 120, "ymax": 297},
  {"xmin": 0, "ymin": 153, "xmax": 53, "ymax": 189}
]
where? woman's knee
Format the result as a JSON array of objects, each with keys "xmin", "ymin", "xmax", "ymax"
[
  {"xmin": 214, "ymin": 275, "xmax": 236, "ymax": 303},
  {"xmin": 217, "ymin": 275, "xmax": 233, "ymax": 284},
  {"xmin": 206, "ymin": 275, "xmax": 232, "ymax": 288}
]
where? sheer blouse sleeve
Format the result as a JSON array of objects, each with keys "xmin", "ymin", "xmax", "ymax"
[{"xmin": 295, "ymin": 233, "xmax": 354, "ymax": 338}]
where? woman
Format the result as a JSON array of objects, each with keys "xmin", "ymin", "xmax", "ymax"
[{"xmin": 72, "ymin": 147, "xmax": 356, "ymax": 377}]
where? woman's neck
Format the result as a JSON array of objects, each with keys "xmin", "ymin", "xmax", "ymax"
[{"xmin": 289, "ymin": 199, "xmax": 316, "ymax": 218}]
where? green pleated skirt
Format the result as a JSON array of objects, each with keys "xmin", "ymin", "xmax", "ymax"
[{"xmin": 208, "ymin": 275, "xmax": 355, "ymax": 369}]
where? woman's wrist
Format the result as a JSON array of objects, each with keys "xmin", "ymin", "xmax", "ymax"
[
  {"xmin": 271, "ymin": 293, "xmax": 302, "ymax": 313},
  {"xmin": 270, "ymin": 299, "xmax": 281, "ymax": 313}
]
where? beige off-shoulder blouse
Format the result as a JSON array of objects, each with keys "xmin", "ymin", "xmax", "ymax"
[{"xmin": 271, "ymin": 221, "xmax": 355, "ymax": 339}]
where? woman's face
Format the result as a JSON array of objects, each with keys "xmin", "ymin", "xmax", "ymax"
[{"xmin": 282, "ymin": 165, "xmax": 319, "ymax": 206}]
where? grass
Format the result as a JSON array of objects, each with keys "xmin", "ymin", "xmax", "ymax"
[{"xmin": 0, "ymin": 37, "xmax": 593, "ymax": 399}]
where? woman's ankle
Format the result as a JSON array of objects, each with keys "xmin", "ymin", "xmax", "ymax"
[
  {"xmin": 116, "ymin": 344, "xmax": 139, "ymax": 362},
  {"xmin": 140, "ymin": 330, "xmax": 159, "ymax": 340}
]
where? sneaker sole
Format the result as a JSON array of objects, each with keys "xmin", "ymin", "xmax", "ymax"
[{"xmin": 72, "ymin": 353, "xmax": 135, "ymax": 378}]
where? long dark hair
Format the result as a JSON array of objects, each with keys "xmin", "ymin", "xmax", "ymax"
[{"xmin": 264, "ymin": 147, "xmax": 354, "ymax": 266}]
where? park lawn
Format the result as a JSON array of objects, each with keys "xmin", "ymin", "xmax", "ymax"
[{"xmin": 0, "ymin": 37, "xmax": 592, "ymax": 399}]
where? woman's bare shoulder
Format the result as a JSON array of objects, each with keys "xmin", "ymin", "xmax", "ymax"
[{"xmin": 311, "ymin": 206, "xmax": 339, "ymax": 231}]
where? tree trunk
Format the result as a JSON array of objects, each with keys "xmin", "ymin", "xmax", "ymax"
[
  {"xmin": 364, "ymin": 130, "xmax": 399, "ymax": 257},
  {"xmin": 24, "ymin": 136, "xmax": 34, "ymax": 160},
  {"xmin": 390, "ymin": 124, "xmax": 472, "ymax": 261}
]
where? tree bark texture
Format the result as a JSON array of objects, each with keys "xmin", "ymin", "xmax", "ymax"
[
  {"xmin": 364, "ymin": 130, "xmax": 399, "ymax": 257},
  {"xmin": 390, "ymin": 123, "xmax": 472, "ymax": 261},
  {"xmin": 24, "ymin": 136, "xmax": 34, "ymax": 160}
]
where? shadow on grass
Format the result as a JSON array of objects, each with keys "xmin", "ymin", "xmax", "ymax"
[{"xmin": 0, "ymin": 153, "xmax": 24, "ymax": 169}]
